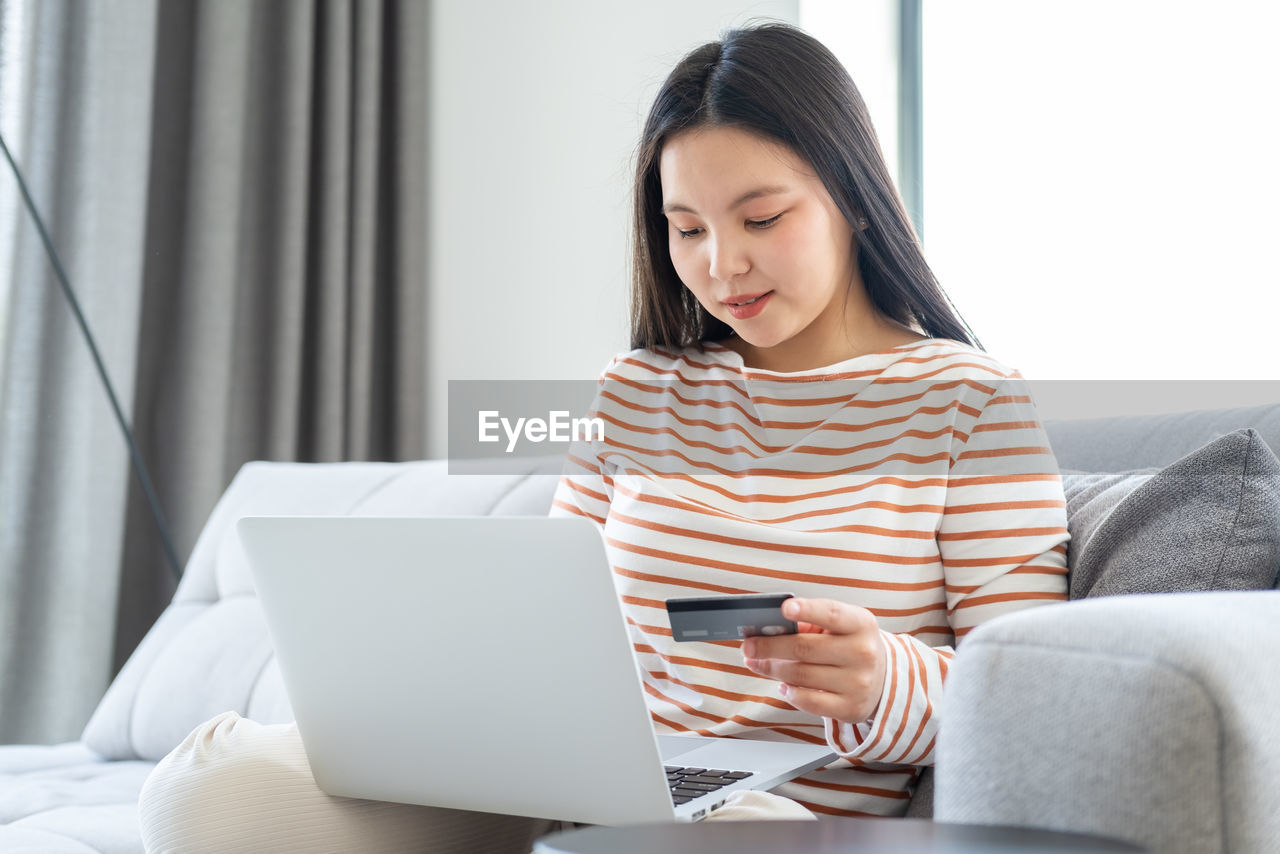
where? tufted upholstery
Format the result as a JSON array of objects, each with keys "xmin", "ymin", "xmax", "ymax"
[{"xmin": 83, "ymin": 456, "xmax": 565, "ymax": 762}]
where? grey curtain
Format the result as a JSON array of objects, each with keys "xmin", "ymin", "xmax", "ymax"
[{"xmin": 0, "ymin": 0, "xmax": 426, "ymax": 745}]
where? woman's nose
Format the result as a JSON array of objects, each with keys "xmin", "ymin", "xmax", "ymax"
[{"xmin": 707, "ymin": 235, "xmax": 750, "ymax": 282}]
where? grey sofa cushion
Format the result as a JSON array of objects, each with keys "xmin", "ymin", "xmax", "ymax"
[
  {"xmin": 1044, "ymin": 401, "xmax": 1280, "ymax": 472},
  {"xmin": 1062, "ymin": 429, "xmax": 1280, "ymax": 599},
  {"xmin": 936, "ymin": 590, "xmax": 1280, "ymax": 854}
]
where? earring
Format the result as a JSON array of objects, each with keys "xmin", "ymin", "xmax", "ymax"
[{"xmin": 857, "ymin": 217, "xmax": 868, "ymax": 229}]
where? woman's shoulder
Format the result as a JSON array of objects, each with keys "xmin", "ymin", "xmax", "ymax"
[
  {"xmin": 596, "ymin": 343, "xmax": 739, "ymax": 383},
  {"xmin": 901, "ymin": 337, "xmax": 1023, "ymax": 383}
]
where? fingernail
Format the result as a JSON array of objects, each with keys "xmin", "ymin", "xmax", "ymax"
[{"xmin": 778, "ymin": 683, "xmax": 789, "ymax": 697}]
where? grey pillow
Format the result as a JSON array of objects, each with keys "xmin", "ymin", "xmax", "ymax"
[{"xmin": 1061, "ymin": 428, "xmax": 1280, "ymax": 599}]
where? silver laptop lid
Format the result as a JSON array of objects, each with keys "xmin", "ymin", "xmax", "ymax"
[{"xmin": 239, "ymin": 515, "xmax": 680, "ymax": 825}]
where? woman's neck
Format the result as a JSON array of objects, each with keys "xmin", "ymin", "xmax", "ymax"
[{"xmin": 724, "ymin": 314, "xmax": 926, "ymax": 373}]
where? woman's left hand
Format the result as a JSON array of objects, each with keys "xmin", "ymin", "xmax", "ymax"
[{"xmin": 741, "ymin": 596, "xmax": 887, "ymax": 724}]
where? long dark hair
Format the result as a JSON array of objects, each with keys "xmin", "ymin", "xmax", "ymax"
[{"xmin": 630, "ymin": 22, "xmax": 981, "ymax": 351}]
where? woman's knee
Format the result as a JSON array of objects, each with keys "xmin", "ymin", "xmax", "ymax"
[
  {"xmin": 141, "ymin": 710, "xmax": 311, "ymax": 803},
  {"xmin": 704, "ymin": 790, "xmax": 817, "ymax": 821},
  {"xmin": 137, "ymin": 711, "xmax": 560, "ymax": 854},
  {"xmin": 138, "ymin": 711, "xmax": 315, "ymax": 853}
]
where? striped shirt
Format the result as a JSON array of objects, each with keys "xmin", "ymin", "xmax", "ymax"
[{"xmin": 549, "ymin": 337, "xmax": 1069, "ymax": 817}]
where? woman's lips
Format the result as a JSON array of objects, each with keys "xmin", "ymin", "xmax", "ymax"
[{"xmin": 723, "ymin": 291, "xmax": 773, "ymax": 319}]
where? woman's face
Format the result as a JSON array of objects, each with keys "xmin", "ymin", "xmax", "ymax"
[{"xmin": 659, "ymin": 125, "xmax": 862, "ymax": 367}]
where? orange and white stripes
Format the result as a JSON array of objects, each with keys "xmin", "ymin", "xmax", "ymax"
[{"xmin": 550, "ymin": 338, "xmax": 1069, "ymax": 817}]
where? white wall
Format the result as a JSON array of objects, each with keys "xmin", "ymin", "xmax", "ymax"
[{"xmin": 426, "ymin": 1, "xmax": 799, "ymax": 458}]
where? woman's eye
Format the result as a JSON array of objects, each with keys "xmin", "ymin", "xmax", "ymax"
[{"xmin": 675, "ymin": 214, "xmax": 781, "ymax": 240}]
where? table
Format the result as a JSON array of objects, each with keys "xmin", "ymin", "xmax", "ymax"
[{"xmin": 532, "ymin": 818, "xmax": 1148, "ymax": 853}]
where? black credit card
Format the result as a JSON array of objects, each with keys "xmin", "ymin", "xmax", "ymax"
[{"xmin": 665, "ymin": 592, "xmax": 797, "ymax": 642}]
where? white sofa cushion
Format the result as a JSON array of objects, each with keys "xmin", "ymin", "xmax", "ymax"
[
  {"xmin": 82, "ymin": 456, "xmax": 563, "ymax": 761},
  {"xmin": 0, "ymin": 742, "xmax": 153, "ymax": 853}
]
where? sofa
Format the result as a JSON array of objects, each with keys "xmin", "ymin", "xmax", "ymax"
[{"xmin": 2, "ymin": 403, "xmax": 1278, "ymax": 853}]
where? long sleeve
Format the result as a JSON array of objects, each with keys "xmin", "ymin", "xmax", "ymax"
[{"xmin": 824, "ymin": 372, "xmax": 1070, "ymax": 767}]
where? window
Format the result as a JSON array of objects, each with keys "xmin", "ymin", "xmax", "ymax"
[{"xmin": 920, "ymin": 0, "xmax": 1280, "ymax": 383}]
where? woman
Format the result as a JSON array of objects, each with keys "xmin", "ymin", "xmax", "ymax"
[
  {"xmin": 139, "ymin": 21, "xmax": 1068, "ymax": 852},
  {"xmin": 547, "ymin": 20, "xmax": 1068, "ymax": 819}
]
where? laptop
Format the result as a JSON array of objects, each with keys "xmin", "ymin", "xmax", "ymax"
[{"xmin": 237, "ymin": 515, "xmax": 835, "ymax": 825}]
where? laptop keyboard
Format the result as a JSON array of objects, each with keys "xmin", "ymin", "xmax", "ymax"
[{"xmin": 665, "ymin": 766, "xmax": 754, "ymax": 805}]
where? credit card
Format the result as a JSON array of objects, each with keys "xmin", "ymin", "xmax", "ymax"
[{"xmin": 665, "ymin": 592, "xmax": 797, "ymax": 642}]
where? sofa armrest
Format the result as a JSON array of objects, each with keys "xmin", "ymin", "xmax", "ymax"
[{"xmin": 935, "ymin": 590, "xmax": 1280, "ymax": 854}]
